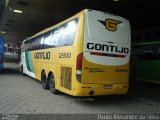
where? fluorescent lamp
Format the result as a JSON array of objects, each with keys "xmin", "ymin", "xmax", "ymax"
[
  {"xmin": 1, "ymin": 31, "xmax": 6, "ymax": 34},
  {"xmin": 13, "ymin": 9, "xmax": 23, "ymax": 13},
  {"xmin": 9, "ymin": 7, "xmax": 13, "ymax": 12}
]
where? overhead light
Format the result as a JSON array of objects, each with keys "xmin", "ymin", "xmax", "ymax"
[
  {"xmin": 7, "ymin": 20, "xmax": 15, "ymax": 23},
  {"xmin": 113, "ymin": 0, "xmax": 119, "ymax": 1},
  {"xmin": 1, "ymin": 31, "xmax": 6, "ymax": 34},
  {"xmin": 9, "ymin": 6, "xmax": 13, "ymax": 12},
  {"xmin": 13, "ymin": 9, "xmax": 23, "ymax": 14}
]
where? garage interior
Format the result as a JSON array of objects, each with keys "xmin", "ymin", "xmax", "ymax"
[
  {"xmin": 1, "ymin": 0, "xmax": 160, "ymax": 44},
  {"xmin": 0, "ymin": 0, "xmax": 160, "ymax": 116}
]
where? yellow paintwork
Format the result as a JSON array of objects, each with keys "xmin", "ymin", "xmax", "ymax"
[
  {"xmin": 31, "ymin": 10, "xmax": 85, "ymax": 96},
  {"xmin": 29, "ymin": 10, "xmax": 129, "ymax": 96},
  {"xmin": 82, "ymin": 57, "xmax": 129, "ymax": 84}
]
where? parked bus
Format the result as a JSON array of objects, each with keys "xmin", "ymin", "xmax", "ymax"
[
  {"xmin": 19, "ymin": 9, "xmax": 131, "ymax": 96},
  {"xmin": 132, "ymin": 42, "xmax": 160, "ymax": 84},
  {"xmin": 0, "ymin": 36, "xmax": 4, "ymax": 70}
]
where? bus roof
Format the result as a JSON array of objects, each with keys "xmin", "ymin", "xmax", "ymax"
[
  {"xmin": 22, "ymin": 9, "xmax": 128, "ymax": 43},
  {"xmin": 23, "ymin": 9, "xmax": 85, "ymax": 43}
]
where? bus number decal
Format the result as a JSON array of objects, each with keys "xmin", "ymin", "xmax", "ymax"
[{"xmin": 59, "ymin": 53, "xmax": 71, "ymax": 58}]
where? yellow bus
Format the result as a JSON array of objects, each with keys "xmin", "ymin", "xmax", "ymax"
[{"xmin": 19, "ymin": 9, "xmax": 131, "ymax": 96}]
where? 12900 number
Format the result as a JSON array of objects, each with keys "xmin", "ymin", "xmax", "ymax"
[{"xmin": 59, "ymin": 52, "xmax": 71, "ymax": 58}]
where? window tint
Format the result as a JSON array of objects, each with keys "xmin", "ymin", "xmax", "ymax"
[
  {"xmin": 61, "ymin": 19, "xmax": 78, "ymax": 46},
  {"xmin": 23, "ymin": 18, "xmax": 78, "ymax": 51},
  {"xmin": 43, "ymin": 32, "xmax": 53, "ymax": 48},
  {"xmin": 139, "ymin": 44, "xmax": 158, "ymax": 60},
  {"xmin": 51, "ymin": 28, "xmax": 62, "ymax": 47}
]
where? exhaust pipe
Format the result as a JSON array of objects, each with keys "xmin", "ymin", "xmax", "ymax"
[{"xmin": 89, "ymin": 90, "xmax": 94, "ymax": 96}]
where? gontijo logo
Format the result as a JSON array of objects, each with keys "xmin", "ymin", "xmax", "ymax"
[
  {"xmin": 98, "ymin": 19, "xmax": 121, "ymax": 32},
  {"xmin": 87, "ymin": 43, "xmax": 129, "ymax": 58}
]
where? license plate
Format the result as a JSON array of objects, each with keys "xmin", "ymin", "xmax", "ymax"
[{"xmin": 104, "ymin": 85, "xmax": 112, "ymax": 89}]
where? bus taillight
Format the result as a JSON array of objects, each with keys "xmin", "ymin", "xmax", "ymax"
[{"xmin": 76, "ymin": 53, "xmax": 83, "ymax": 82}]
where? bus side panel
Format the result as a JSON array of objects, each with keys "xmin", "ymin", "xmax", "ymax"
[
  {"xmin": 22, "ymin": 51, "xmax": 36, "ymax": 78},
  {"xmin": 0, "ymin": 37, "xmax": 4, "ymax": 70},
  {"xmin": 31, "ymin": 49, "xmax": 57, "ymax": 81},
  {"xmin": 57, "ymin": 11, "xmax": 85, "ymax": 95},
  {"xmin": 138, "ymin": 60, "xmax": 160, "ymax": 84}
]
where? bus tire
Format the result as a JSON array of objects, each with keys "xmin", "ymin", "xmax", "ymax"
[
  {"xmin": 49, "ymin": 73, "xmax": 58, "ymax": 94},
  {"xmin": 41, "ymin": 71, "xmax": 49, "ymax": 89}
]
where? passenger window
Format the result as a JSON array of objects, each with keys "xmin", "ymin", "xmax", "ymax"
[
  {"xmin": 61, "ymin": 19, "xmax": 78, "ymax": 46},
  {"xmin": 44, "ymin": 32, "xmax": 53, "ymax": 48},
  {"xmin": 50, "ymin": 28, "xmax": 62, "ymax": 47},
  {"xmin": 140, "ymin": 45, "xmax": 157, "ymax": 60}
]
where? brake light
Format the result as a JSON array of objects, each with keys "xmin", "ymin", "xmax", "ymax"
[
  {"xmin": 76, "ymin": 53, "xmax": 83, "ymax": 82},
  {"xmin": 76, "ymin": 53, "xmax": 83, "ymax": 70}
]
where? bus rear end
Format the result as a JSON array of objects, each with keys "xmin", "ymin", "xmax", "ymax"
[
  {"xmin": 0, "ymin": 37, "xmax": 4, "ymax": 70},
  {"xmin": 76, "ymin": 9, "xmax": 131, "ymax": 96}
]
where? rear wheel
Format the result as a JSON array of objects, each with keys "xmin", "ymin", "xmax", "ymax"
[
  {"xmin": 49, "ymin": 74, "xmax": 58, "ymax": 94},
  {"xmin": 41, "ymin": 71, "xmax": 49, "ymax": 89}
]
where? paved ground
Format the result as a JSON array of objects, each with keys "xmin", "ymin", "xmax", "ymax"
[{"xmin": 0, "ymin": 62, "xmax": 160, "ymax": 119}]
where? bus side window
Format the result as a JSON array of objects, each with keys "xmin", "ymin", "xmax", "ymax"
[
  {"xmin": 141, "ymin": 50, "xmax": 154, "ymax": 59},
  {"xmin": 50, "ymin": 28, "xmax": 62, "ymax": 47},
  {"xmin": 140, "ymin": 45, "xmax": 157, "ymax": 60},
  {"xmin": 43, "ymin": 32, "xmax": 51, "ymax": 48},
  {"xmin": 61, "ymin": 19, "xmax": 78, "ymax": 46}
]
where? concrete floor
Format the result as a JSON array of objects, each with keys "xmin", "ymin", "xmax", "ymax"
[{"xmin": 0, "ymin": 62, "xmax": 160, "ymax": 119}]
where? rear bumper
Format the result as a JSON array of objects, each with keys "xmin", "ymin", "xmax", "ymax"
[{"xmin": 74, "ymin": 82, "xmax": 128, "ymax": 96}]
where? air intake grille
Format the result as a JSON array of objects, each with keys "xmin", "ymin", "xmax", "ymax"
[{"xmin": 61, "ymin": 66, "xmax": 72, "ymax": 90}]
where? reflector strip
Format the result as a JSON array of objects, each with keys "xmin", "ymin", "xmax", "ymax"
[{"xmin": 90, "ymin": 52, "xmax": 126, "ymax": 58}]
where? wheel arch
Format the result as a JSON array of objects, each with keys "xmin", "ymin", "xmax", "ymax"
[
  {"xmin": 48, "ymin": 71, "xmax": 54, "ymax": 79},
  {"xmin": 47, "ymin": 70, "xmax": 58, "ymax": 88}
]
